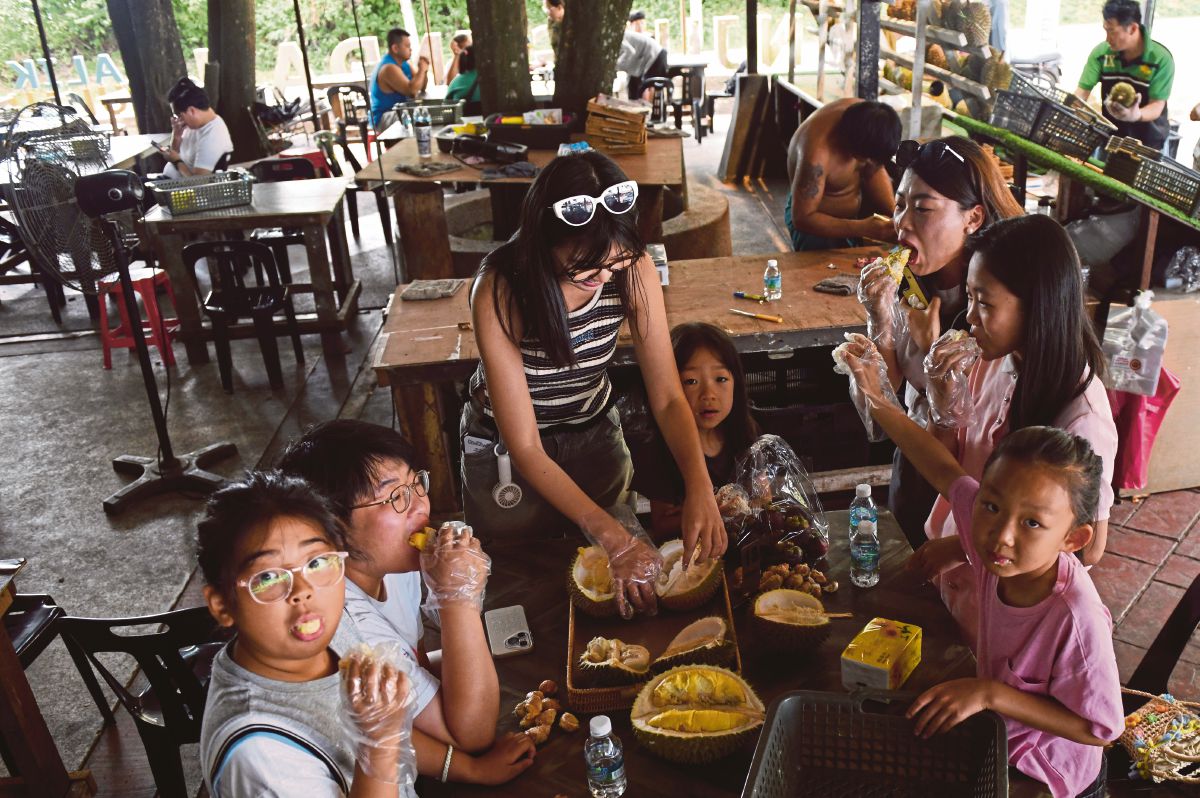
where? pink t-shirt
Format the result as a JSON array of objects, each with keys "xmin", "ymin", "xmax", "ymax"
[
  {"xmin": 927, "ymin": 356, "xmax": 1118, "ymax": 646},
  {"xmin": 948, "ymin": 476, "xmax": 1124, "ymax": 798}
]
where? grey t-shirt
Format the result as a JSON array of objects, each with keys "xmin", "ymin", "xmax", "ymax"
[
  {"xmin": 617, "ymin": 31, "xmax": 663, "ymax": 77},
  {"xmin": 200, "ymin": 620, "xmax": 418, "ymax": 798}
]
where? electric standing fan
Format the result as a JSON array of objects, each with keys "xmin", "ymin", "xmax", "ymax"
[{"xmin": 3, "ymin": 103, "xmax": 237, "ymax": 514}]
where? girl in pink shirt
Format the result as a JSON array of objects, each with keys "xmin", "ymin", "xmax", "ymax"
[
  {"xmin": 839, "ymin": 366, "xmax": 1123, "ymax": 797},
  {"xmin": 920, "ymin": 215, "xmax": 1116, "ymax": 645}
]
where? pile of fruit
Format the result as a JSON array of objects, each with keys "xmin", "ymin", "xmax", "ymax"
[
  {"xmin": 512, "ymin": 679, "xmax": 580, "ymax": 745},
  {"xmin": 577, "ymin": 616, "xmax": 736, "ymax": 687}
]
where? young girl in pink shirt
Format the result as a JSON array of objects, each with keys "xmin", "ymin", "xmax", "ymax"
[
  {"xmin": 919, "ymin": 214, "xmax": 1117, "ymax": 646},
  {"xmin": 841, "ymin": 373, "xmax": 1123, "ymax": 797}
]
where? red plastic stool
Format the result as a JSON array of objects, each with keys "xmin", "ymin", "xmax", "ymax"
[
  {"xmin": 98, "ymin": 267, "xmax": 180, "ymax": 369},
  {"xmin": 278, "ymin": 145, "xmax": 332, "ymax": 177}
]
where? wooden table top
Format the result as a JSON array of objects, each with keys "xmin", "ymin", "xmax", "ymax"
[
  {"xmin": 415, "ymin": 509, "xmax": 976, "ymax": 796},
  {"xmin": 354, "ymin": 135, "xmax": 685, "ymax": 187},
  {"xmin": 107, "ymin": 133, "xmax": 168, "ymax": 170},
  {"xmin": 141, "ymin": 177, "xmax": 347, "ymax": 232},
  {"xmin": 373, "ymin": 247, "xmax": 883, "ymax": 386}
]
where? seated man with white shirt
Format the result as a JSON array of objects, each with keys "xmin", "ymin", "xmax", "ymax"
[{"xmin": 163, "ymin": 77, "xmax": 232, "ymax": 179}]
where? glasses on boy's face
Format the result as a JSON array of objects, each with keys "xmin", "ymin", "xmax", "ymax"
[
  {"xmin": 238, "ymin": 551, "xmax": 349, "ymax": 604},
  {"xmin": 350, "ymin": 470, "xmax": 430, "ymax": 514}
]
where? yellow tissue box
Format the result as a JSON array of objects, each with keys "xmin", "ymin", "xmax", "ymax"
[{"xmin": 841, "ymin": 618, "xmax": 922, "ymax": 691}]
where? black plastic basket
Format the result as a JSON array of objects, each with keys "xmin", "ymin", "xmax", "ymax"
[
  {"xmin": 1103, "ymin": 137, "xmax": 1200, "ymax": 216},
  {"xmin": 990, "ymin": 90, "xmax": 1109, "ymax": 161},
  {"xmin": 742, "ymin": 690, "xmax": 1009, "ymax": 798}
]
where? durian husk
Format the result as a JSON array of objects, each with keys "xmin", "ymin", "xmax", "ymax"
[
  {"xmin": 652, "ymin": 616, "xmax": 737, "ymax": 673},
  {"xmin": 655, "ymin": 539, "xmax": 723, "ymax": 611},
  {"xmin": 981, "ymin": 51, "xmax": 1012, "ymax": 92},
  {"xmin": 631, "ymin": 665, "xmax": 765, "ymax": 764},
  {"xmin": 926, "ymin": 43, "xmax": 948, "ymax": 70},
  {"xmin": 751, "ymin": 589, "xmax": 834, "ymax": 651},
  {"xmin": 943, "ymin": 0, "xmax": 966, "ymax": 31},
  {"xmin": 1110, "ymin": 81, "xmax": 1138, "ymax": 108},
  {"xmin": 963, "ymin": 1, "xmax": 992, "ymax": 46},
  {"xmin": 954, "ymin": 99, "xmax": 973, "ymax": 118},
  {"xmin": 578, "ymin": 636, "xmax": 652, "ymax": 686},
  {"xmin": 568, "ymin": 546, "xmax": 619, "ymax": 618}
]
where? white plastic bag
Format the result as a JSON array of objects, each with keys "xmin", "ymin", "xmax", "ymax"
[{"xmin": 1102, "ymin": 290, "xmax": 1168, "ymax": 396}]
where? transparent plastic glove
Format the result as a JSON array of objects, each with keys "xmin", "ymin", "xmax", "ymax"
[
  {"xmin": 833, "ymin": 332, "xmax": 904, "ymax": 442},
  {"xmin": 580, "ymin": 504, "xmax": 663, "ymax": 620},
  {"xmin": 923, "ymin": 330, "xmax": 982, "ymax": 428},
  {"xmin": 858, "ymin": 257, "xmax": 904, "ymax": 349},
  {"xmin": 420, "ymin": 521, "xmax": 491, "ymax": 612},
  {"xmin": 339, "ymin": 642, "xmax": 416, "ymax": 787},
  {"xmin": 1105, "ymin": 92, "xmax": 1142, "ymax": 123}
]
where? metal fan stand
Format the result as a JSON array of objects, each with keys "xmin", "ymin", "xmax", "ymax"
[{"xmin": 77, "ymin": 175, "xmax": 238, "ymax": 515}]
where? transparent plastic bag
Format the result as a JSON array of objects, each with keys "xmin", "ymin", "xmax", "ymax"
[
  {"xmin": 1102, "ymin": 290, "xmax": 1169, "ymax": 396},
  {"xmin": 420, "ymin": 521, "xmax": 491, "ymax": 612},
  {"xmin": 579, "ymin": 503, "xmax": 663, "ymax": 619},
  {"xmin": 858, "ymin": 257, "xmax": 906, "ymax": 350},
  {"xmin": 832, "ymin": 332, "xmax": 903, "ymax": 443},
  {"xmin": 923, "ymin": 330, "xmax": 982, "ymax": 428},
  {"xmin": 338, "ymin": 642, "xmax": 417, "ymax": 787}
]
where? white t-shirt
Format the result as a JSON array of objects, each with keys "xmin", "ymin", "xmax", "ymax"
[
  {"xmin": 164, "ymin": 114, "xmax": 232, "ymax": 178},
  {"xmin": 341, "ymin": 573, "xmax": 440, "ymax": 716}
]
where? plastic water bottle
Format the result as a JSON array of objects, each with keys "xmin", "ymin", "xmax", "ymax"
[
  {"xmin": 763, "ymin": 258, "xmax": 782, "ymax": 301},
  {"xmin": 848, "ymin": 483, "xmax": 877, "ymax": 538},
  {"xmin": 399, "ymin": 107, "xmax": 414, "ymax": 137},
  {"xmin": 850, "ymin": 519, "xmax": 881, "ymax": 588},
  {"xmin": 585, "ymin": 715, "xmax": 627, "ymax": 798},
  {"xmin": 413, "ymin": 106, "xmax": 432, "ymax": 158}
]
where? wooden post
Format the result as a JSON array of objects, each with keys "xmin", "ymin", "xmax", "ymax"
[
  {"xmin": 857, "ymin": 0, "xmax": 881, "ymax": 100},
  {"xmin": 393, "ymin": 184, "xmax": 454, "ymax": 281},
  {"xmin": 392, "ymin": 382, "xmax": 460, "ymax": 513},
  {"xmin": 787, "ymin": 0, "xmax": 797, "ymax": 84},
  {"xmin": 746, "ymin": 0, "xmax": 759, "ymax": 74},
  {"xmin": 909, "ymin": 0, "xmax": 929, "ymax": 138}
]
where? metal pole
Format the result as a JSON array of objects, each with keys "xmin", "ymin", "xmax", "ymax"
[
  {"xmin": 30, "ymin": 0, "xmax": 62, "ymax": 107},
  {"xmin": 291, "ymin": 0, "xmax": 325, "ymax": 131},
  {"xmin": 1144, "ymin": 0, "xmax": 1156, "ymax": 37},
  {"xmin": 788, "ymin": 0, "xmax": 797, "ymax": 84},
  {"xmin": 856, "ymin": 0, "xmax": 880, "ymax": 100},
  {"xmin": 747, "ymin": 0, "xmax": 758, "ymax": 74}
]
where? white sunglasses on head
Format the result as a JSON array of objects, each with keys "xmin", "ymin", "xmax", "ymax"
[{"xmin": 549, "ymin": 180, "xmax": 639, "ymax": 226}]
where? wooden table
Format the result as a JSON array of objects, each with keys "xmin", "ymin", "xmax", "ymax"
[
  {"xmin": 373, "ymin": 247, "xmax": 880, "ymax": 513},
  {"xmin": 416, "ymin": 509, "xmax": 976, "ymax": 796},
  {"xmin": 353, "ymin": 136, "xmax": 686, "ymax": 282},
  {"xmin": 107, "ymin": 133, "xmax": 168, "ymax": 173},
  {"xmin": 96, "ymin": 91, "xmax": 132, "ymax": 134},
  {"xmin": 0, "ymin": 562, "xmax": 96, "ymax": 797},
  {"xmin": 140, "ymin": 178, "xmax": 358, "ymax": 365}
]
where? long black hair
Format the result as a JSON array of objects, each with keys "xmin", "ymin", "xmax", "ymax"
[
  {"xmin": 671, "ymin": 322, "xmax": 759, "ymax": 457},
  {"xmin": 478, "ymin": 151, "xmax": 645, "ymax": 367},
  {"xmin": 984, "ymin": 426, "xmax": 1104, "ymax": 526},
  {"xmin": 966, "ymin": 214, "xmax": 1104, "ymax": 430}
]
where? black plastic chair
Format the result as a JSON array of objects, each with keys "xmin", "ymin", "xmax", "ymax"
[
  {"xmin": 643, "ymin": 77, "xmax": 674, "ymax": 126},
  {"xmin": 66, "ymin": 92, "xmax": 103, "ymax": 127},
  {"xmin": 183, "ymin": 240, "xmax": 305, "ymax": 393},
  {"xmin": 314, "ymin": 130, "xmax": 394, "ymax": 251},
  {"xmin": 326, "ymin": 84, "xmax": 375, "ymax": 155},
  {"xmin": 57, "ymin": 606, "xmax": 226, "ymax": 798},
  {"xmin": 248, "ymin": 156, "xmax": 317, "ymax": 286}
]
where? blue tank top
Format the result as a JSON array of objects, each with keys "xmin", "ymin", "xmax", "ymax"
[{"xmin": 369, "ymin": 53, "xmax": 413, "ymax": 127}]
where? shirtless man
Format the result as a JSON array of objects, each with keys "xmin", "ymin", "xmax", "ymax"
[{"xmin": 785, "ymin": 98, "xmax": 901, "ymax": 251}]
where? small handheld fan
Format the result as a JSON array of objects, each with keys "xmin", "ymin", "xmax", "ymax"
[{"xmin": 492, "ymin": 443, "xmax": 523, "ymax": 509}]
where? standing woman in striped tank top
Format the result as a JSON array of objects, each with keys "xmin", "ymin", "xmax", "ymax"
[{"xmin": 462, "ymin": 151, "xmax": 725, "ymax": 617}]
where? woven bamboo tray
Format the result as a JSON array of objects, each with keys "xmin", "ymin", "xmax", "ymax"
[{"xmin": 566, "ymin": 572, "xmax": 743, "ymax": 714}]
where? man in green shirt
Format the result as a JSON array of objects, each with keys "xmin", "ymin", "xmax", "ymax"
[{"xmin": 1074, "ymin": 0, "xmax": 1174, "ymax": 150}]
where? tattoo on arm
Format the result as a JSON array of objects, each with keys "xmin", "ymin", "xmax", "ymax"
[{"xmin": 798, "ymin": 162, "xmax": 823, "ymax": 200}]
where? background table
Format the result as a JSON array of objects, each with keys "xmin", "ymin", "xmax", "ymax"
[
  {"xmin": 415, "ymin": 509, "xmax": 975, "ymax": 796},
  {"xmin": 353, "ymin": 136, "xmax": 685, "ymax": 282},
  {"xmin": 373, "ymin": 247, "xmax": 881, "ymax": 513},
  {"xmin": 140, "ymin": 178, "xmax": 357, "ymax": 364}
]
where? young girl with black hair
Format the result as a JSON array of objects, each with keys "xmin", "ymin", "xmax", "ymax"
[
  {"xmin": 463, "ymin": 151, "xmax": 724, "ymax": 616},
  {"xmin": 644, "ymin": 323, "xmax": 760, "ymax": 534}
]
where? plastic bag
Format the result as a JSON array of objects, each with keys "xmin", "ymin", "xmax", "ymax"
[
  {"xmin": 1102, "ymin": 291, "xmax": 1169, "ymax": 396},
  {"xmin": 718, "ymin": 435, "xmax": 829, "ymax": 599},
  {"xmin": 338, "ymin": 642, "xmax": 417, "ymax": 787},
  {"xmin": 832, "ymin": 332, "xmax": 903, "ymax": 443},
  {"xmin": 1163, "ymin": 246, "xmax": 1200, "ymax": 292},
  {"xmin": 579, "ymin": 503, "xmax": 663, "ymax": 619},
  {"xmin": 923, "ymin": 330, "xmax": 982, "ymax": 428},
  {"xmin": 420, "ymin": 521, "xmax": 491, "ymax": 612}
]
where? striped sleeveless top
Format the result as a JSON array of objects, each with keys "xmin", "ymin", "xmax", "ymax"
[{"xmin": 470, "ymin": 280, "xmax": 624, "ymax": 429}]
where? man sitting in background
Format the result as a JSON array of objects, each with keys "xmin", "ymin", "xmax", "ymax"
[
  {"xmin": 785, "ymin": 98, "xmax": 900, "ymax": 252},
  {"xmin": 370, "ymin": 27, "xmax": 430, "ymax": 129}
]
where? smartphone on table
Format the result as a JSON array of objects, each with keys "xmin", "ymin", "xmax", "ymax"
[{"xmin": 484, "ymin": 605, "xmax": 533, "ymax": 658}]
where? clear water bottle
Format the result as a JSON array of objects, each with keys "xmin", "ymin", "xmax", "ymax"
[
  {"xmin": 848, "ymin": 483, "xmax": 877, "ymax": 539},
  {"xmin": 850, "ymin": 518, "xmax": 880, "ymax": 588},
  {"xmin": 398, "ymin": 107, "xmax": 414, "ymax": 137},
  {"xmin": 763, "ymin": 258, "xmax": 782, "ymax": 301},
  {"xmin": 413, "ymin": 106, "xmax": 432, "ymax": 158},
  {"xmin": 585, "ymin": 715, "xmax": 627, "ymax": 798}
]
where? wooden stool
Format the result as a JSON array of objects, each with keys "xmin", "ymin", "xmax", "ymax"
[{"xmin": 98, "ymin": 268, "xmax": 179, "ymax": 369}]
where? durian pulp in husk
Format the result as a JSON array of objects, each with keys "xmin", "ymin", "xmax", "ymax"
[
  {"xmin": 569, "ymin": 546, "xmax": 617, "ymax": 616},
  {"xmin": 655, "ymin": 539, "xmax": 722, "ymax": 610},
  {"xmin": 631, "ymin": 665, "xmax": 765, "ymax": 764},
  {"xmin": 751, "ymin": 589, "xmax": 834, "ymax": 650},
  {"xmin": 652, "ymin": 616, "xmax": 736, "ymax": 672},
  {"xmin": 578, "ymin": 636, "xmax": 651, "ymax": 686}
]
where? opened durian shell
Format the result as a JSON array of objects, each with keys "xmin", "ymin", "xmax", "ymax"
[
  {"xmin": 652, "ymin": 616, "xmax": 737, "ymax": 673},
  {"xmin": 751, "ymin": 589, "xmax": 839, "ymax": 651},
  {"xmin": 568, "ymin": 545, "xmax": 618, "ymax": 617},
  {"xmin": 631, "ymin": 665, "xmax": 765, "ymax": 764},
  {"xmin": 655, "ymin": 539, "xmax": 723, "ymax": 611},
  {"xmin": 578, "ymin": 636, "xmax": 652, "ymax": 687}
]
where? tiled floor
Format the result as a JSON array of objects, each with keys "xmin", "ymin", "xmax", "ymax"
[{"xmin": 1095, "ymin": 489, "xmax": 1200, "ymax": 694}]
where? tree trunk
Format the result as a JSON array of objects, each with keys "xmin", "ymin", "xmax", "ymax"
[
  {"xmin": 208, "ymin": 0, "xmax": 266, "ymax": 160},
  {"xmin": 106, "ymin": 0, "xmax": 186, "ymax": 134},
  {"xmin": 466, "ymin": 0, "xmax": 533, "ymax": 116},
  {"xmin": 553, "ymin": 0, "xmax": 634, "ymax": 116}
]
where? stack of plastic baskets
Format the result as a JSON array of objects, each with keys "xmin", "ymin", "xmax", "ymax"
[
  {"xmin": 1104, "ymin": 137, "xmax": 1200, "ymax": 217},
  {"xmin": 742, "ymin": 691, "xmax": 1008, "ymax": 798},
  {"xmin": 990, "ymin": 90, "xmax": 1110, "ymax": 161}
]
